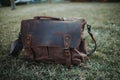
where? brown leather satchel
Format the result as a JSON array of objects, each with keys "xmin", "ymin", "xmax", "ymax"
[{"xmin": 10, "ymin": 16, "xmax": 97, "ymax": 68}]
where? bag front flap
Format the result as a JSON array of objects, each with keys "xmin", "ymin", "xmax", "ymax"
[{"xmin": 21, "ymin": 19, "xmax": 86, "ymax": 48}]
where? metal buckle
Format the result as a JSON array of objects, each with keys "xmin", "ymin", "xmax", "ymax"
[{"xmin": 87, "ymin": 24, "xmax": 91, "ymax": 33}]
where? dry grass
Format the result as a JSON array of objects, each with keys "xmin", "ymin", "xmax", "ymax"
[{"xmin": 0, "ymin": 2, "xmax": 120, "ymax": 80}]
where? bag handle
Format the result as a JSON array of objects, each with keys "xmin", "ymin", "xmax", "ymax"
[
  {"xmin": 86, "ymin": 24, "xmax": 97, "ymax": 55},
  {"xmin": 34, "ymin": 16, "xmax": 61, "ymax": 20}
]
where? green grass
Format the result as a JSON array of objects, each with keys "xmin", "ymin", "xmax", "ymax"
[{"xmin": 0, "ymin": 2, "xmax": 120, "ymax": 80}]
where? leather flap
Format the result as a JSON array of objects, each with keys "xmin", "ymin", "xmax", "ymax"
[{"xmin": 21, "ymin": 19, "xmax": 86, "ymax": 48}]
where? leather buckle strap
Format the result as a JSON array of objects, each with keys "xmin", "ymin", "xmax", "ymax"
[
  {"xmin": 64, "ymin": 49, "xmax": 70, "ymax": 57},
  {"xmin": 25, "ymin": 34, "xmax": 36, "ymax": 60},
  {"xmin": 64, "ymin": 34, "xmax": 72, "ymax": 68}
]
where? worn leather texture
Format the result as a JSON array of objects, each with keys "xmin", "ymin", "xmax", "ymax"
[{"xmin": 20, "ymin": 17, "xmax": 87, "ymax": 67}]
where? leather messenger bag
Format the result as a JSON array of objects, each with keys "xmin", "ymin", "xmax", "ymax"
[{"xmin": 10, "ymin": 16, "xmax": 97, "ymax": 68}]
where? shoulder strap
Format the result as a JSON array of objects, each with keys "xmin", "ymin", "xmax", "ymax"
[{"xmin": 86, "ymin": 24, "xmax": 97, "ymax": 55}]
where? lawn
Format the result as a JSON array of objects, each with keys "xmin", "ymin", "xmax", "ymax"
[{"xmin": 0, "ymin": 2, "xmax": 120, "ymax": 80}]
